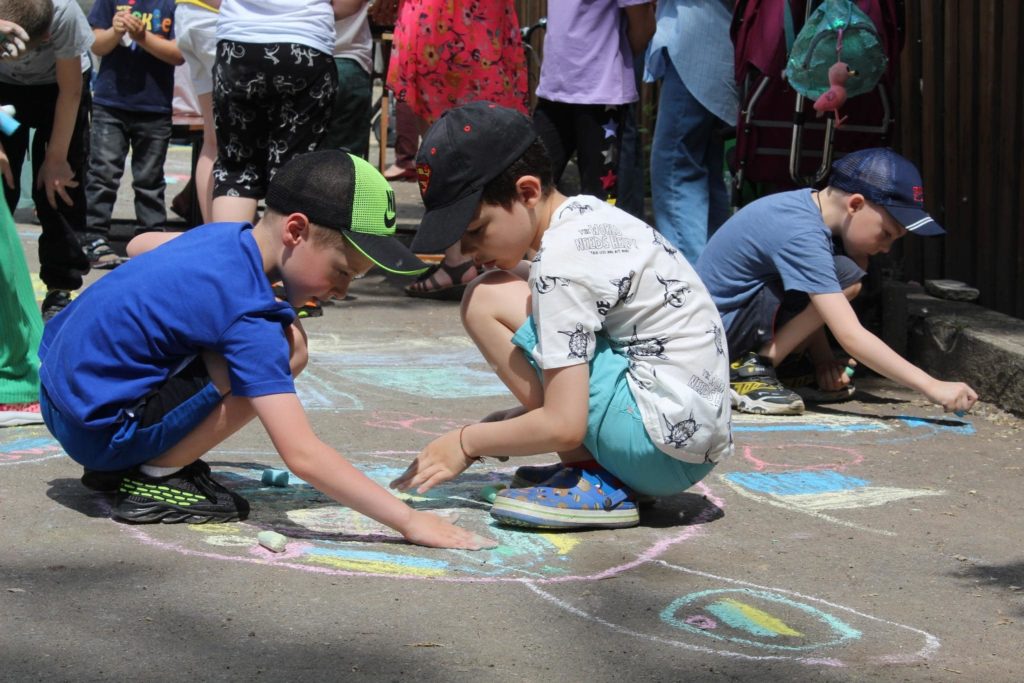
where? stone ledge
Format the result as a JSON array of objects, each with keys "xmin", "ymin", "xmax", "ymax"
[{"xmin": 906, "ymin": 292, "xmax": 1024, "ymax": 416}]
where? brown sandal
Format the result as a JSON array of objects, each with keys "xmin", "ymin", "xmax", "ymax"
[{"xmin": 404, "ymin": 260, "xmax": 479, "ymax": 301}]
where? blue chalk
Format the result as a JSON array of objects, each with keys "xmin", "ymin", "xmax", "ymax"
[
  {"xmin": 844, "ymin": 366, "xmax": 855, "ymax": 378},
  {"xmin": 261, "ymin": 468, "xmax": 290, "ymax": 487},
  {"xmin": 954, "ymin": 410, "xmax": 966, "ymax": 417},
  {"xmin": 0, "ymin": 109, "xmax": 20, "ymax": 136}
]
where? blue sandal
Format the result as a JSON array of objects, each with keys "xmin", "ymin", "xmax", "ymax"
[{"xmin": 491, "ymin": 466, "xmax": 640, "ymax": 530}]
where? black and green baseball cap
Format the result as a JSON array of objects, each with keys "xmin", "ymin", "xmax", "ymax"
[{"xmin": 266, "ymin": 150, "xmax": 428, "ymax": 275}]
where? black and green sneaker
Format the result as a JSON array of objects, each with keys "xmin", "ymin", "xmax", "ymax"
[
  {"xmin": 112, "ymin": 460, "xmax": 249, "ymax": 524},
  {"xmin": 729, "ymin": 352, "xmax": 805, "ymax": 415}
]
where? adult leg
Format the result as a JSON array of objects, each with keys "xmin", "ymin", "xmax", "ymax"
[
  {"xmin": 383, "ymin": 100, "xmax": 419, "ymax": 179},
  {"xmin": 84, "ymin": 104, "xmax": 130, "ymax": 240},
  {"xmin": 649, "ymin": 62, "xmax": 722, "ymax": 263},
  {"xmin": 128, "ymin": 112, "xmax": 172, "ymax": 233}
]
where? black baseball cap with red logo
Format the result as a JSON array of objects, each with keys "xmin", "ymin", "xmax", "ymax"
[
  {"xmin": 410, "ymin": 102, "xmax": 538, "ymax": 254},
  {"xmin": 828, "ymin": 148, "xmax": 945, "ymax": 236}
]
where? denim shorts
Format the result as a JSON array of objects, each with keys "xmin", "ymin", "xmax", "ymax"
[
  {"xmin": 511, "ymin": 316, "xmax": 715, "ymax": 496},
  {"xmin": 40, "ymin": 358, "xmax": 224, "ymax": 471},
  {"xmin": 724, "ymin": 254, "xmax": 866, "ymax": 360}
]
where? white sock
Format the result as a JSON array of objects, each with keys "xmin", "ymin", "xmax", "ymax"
[{"xmin": 140, "ymin": 464, "xmax": 183, "ymax": 478}]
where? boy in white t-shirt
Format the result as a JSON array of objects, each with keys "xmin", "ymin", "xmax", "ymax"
[{"xmin": 391, "ymin": 102, "xmax": 733, "ymax": 530}]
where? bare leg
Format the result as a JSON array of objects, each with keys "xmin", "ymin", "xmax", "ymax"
[
  {"xmin": 461, "ymin": 270, "xmax": 592, "ymax": 465},
  {"xmin": 195, "ymin": 92, "xmax": 217, "ymax": 223},
  {"xmin": 147, "ymin": 322, "xmax": 308, "ymax": 467},
  {"xmin": 759, "ymin": 281, "xmax": 862, "ymax": 364},
  {"xmin": 211, "ymin": 195, "xmax": 258, "ymax": 223}
]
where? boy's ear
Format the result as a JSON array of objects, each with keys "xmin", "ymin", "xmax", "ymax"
[
  {"xmin": 514, "ymin": 175, "xmax": 543, "ymax": 207},
  {"xmin": 281, "ymin": 212, "xmax": 311, "ymax": 245},
  {"xmin": 845, "ymin": 193, "xmax": 867, "ymax": 214}
]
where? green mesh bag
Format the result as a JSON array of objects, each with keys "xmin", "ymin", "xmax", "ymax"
[{"xmin": 784, "ymin": 0, "xmax": 888, "ymax": 100}]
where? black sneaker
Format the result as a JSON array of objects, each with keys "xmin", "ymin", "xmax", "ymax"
[
  {"xmin": 729, "ymin": 352, "xmax": 805, "ymax": 415},
  {"xmin": 81, "ymin": 235, "xmax": 126, "ymax": 269},
  {"xmin": 112, "ymin": 460, "xmax": 249, "ymax": 524},
  {"xmin": 41, "ymin": 289, "xmax": 72, "ymax": 322},
  {"xmin": 776, "ymin": 354, "xmax": 856, "ymax": 404},
  {"xmin": 81, "ymin": 467, "xmax": 134, "ymax": 493}
]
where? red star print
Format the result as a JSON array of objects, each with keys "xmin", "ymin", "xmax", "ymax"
[{"xmin": 600, "ymin": 169, "xmax": 618, "ymax": 191}]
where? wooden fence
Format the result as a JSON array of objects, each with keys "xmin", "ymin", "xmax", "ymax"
[
  {"xmin": 512, "ymin": 0, "xmax": 1024, "ymax": 317},
  {"xmin": 896, "ymin": 1, "xmax": 1023, "ymax": 318}
]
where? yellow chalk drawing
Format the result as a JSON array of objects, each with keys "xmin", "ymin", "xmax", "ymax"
[
  {"xmin": 303, "ymin": 554, "xmax": 447, "ymax": 577},
  {"xmin": 720, "ymin": 598, "xmax": 803, "ymax": 637},
  {"xmin": 540, "ymin": 533, "xmax": 581, "ymax": 555}
]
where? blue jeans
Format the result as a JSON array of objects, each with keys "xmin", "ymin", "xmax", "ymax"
[
  {"xmin": 650, "ymin": 61, "xmax": 730, "ymax": 264},
  {"xmin": 85, "ymin": 104, "xmax": 172, "ymax": 236}
]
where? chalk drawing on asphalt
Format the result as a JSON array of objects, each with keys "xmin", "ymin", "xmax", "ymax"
[{"xmin": 0, "ymin": 427, "xmax": 65, "ymax": 466}]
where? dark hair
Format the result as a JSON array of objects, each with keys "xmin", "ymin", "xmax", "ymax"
[
  {"xmin": 480, "ymin": 137, "xmax": 555, "ymax": 208},
  {"xmin": 0, "ymin": 0, "xmax": 54, "ymax": 42}
]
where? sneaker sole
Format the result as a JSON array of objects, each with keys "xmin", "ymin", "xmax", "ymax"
[
  {"xmin": 0, "ymin": 412, "xmax": 45, "ymax": 427},
  {"xmin": 792, "ymin": 385, "xmax": 857, "ymax": 404},
  {"xmin": 730, "ymin": 389, "xmax": 805, "ymax": 415},
  {"xmin": 112, "ymin": 501, "xmax": 246, "ymax": 524},
  {"xmin": 490, "ymin": 496, "xmax": 639, "ymax": 529}
]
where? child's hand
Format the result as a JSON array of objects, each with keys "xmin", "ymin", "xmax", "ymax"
[
  {"xmin": 120, "ymin": 12, "xmax": 146, "ymax": 40},
  {"xmin": 399, "ymin": 510, "xmax": 497, "ymax": 551},
  {"xmin": 814, "ymin": 358, "xmax": 852, "ymax": 392},
  {"xmin": 390, "ymin": 429, "xmax": 475, "ymax": 494},
  {"xmin": 111, "ymin": 11, "xmax": 129, "ymax": 35},
  {"xmin": 0, "ymin": 20, "xmax": 29, "ymax": 59},
  {"xmin": 925, "ymin": 380, "xmax": 978, "ymax": 414},
  {"xmin": 37, "ymin": 157, "xmax": 78, "ymax": 209}
]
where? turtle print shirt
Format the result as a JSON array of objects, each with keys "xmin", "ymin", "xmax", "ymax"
[{"xmin": 528, "ymin": 196, "xmax": 733, "ymax": 464}]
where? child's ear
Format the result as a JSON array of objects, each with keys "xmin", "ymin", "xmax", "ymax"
[
  {"xmin": 282, "ymin": 212, "xmax": 311, "ymax": 245},
  {"xmin": 514, "ymin": 175, "xmax": 543, "ymax": 207},
  {"xmin": 846, "ymin": 193, "xmax": 866, "ymax": 214}
]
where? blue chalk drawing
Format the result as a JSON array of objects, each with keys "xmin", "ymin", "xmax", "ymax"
[
  {"xmin": 662, "ymin": 588, "xmax": 861, "ymax": 651},
  {"xmin": 734, "ymin": 424, "xmax": 882, "ymax": 433},
  {"xmin": 342, "ymin": 367, "xmax": 507, "ymax": 399},
  {"xmin": 898, "ymin": 417, "xmax": 975, "ymax": 435},
  {"xmin": 723, "ymin": 470, "xmax": 868, "ymax": 496}
]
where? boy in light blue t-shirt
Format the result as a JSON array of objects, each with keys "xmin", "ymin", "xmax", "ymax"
[{"xmin": 696, "ymin": 148, "xmax": 977, "ymax": 418}]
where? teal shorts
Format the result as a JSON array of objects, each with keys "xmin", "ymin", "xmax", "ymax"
[{"xmin": 511, "ymin": 316, "xmax": 715, "ymax": 496}]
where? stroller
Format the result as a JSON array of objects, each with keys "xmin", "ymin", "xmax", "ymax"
[{"xmin": 729, "ymin": 0, "xmax": 904, "ymax": 202}]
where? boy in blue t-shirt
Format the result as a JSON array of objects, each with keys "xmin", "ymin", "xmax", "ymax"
[
  {"xmin": 390, "ymin": 103, "xmax": 733, "ymax": 531},
  {"xmin": 39, "ymin": 150, "xmax": 495, "ymax": 551},
  {"xmin": 82, "ymin": 0, "xmax": 183, "ymax": 264},
  {"xmin": 696, "ymin": 148, "xmax": 978, "ymax": 417}
]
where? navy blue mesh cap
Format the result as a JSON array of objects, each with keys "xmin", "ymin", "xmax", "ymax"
[
  {"xmin": 829, "ymin": 148, "xmax": 945, "ymax": 236},
  {"xmin": 411, "ymin": 102, "xmax": 538, "ymax": 253}
]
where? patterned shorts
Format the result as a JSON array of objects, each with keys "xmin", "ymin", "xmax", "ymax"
[{"xmin": 212, "ymin": 40, "xmax": 337, "ymax": 199}]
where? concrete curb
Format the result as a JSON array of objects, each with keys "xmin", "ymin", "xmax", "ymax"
[{"xmin": 906, "ymin": 291, "xmax": 1024, "ymax": 416}]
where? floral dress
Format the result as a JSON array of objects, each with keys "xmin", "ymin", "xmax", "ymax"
[{"xmin": 387, "ymin": 0, "xmax": 529, "ymax": 124}]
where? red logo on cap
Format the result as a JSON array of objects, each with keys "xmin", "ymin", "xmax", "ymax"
[
  {"xmin": 913, "ymin": 185, "xmax": 925, "ymax": 203},
  {"xmin": 417, "ymin": 163, "xmax": 432, "ymax": 195}
]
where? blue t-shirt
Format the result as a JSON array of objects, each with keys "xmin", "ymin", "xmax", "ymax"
[
  {"xmin": 40, "ymin": 223, "xmax": 297, "ymax": 429},
  {"xmin": 696, "ymin": 189, "xmax": 842, "ymax": 329},
  {"xmin": 88, "ymin": 0, "xmax": 177, "ymax": 113}
]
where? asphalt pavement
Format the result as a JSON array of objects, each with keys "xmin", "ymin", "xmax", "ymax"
[{"xmin": 2, "ymin": 142, "xmax": 1023, "ymax": 682}]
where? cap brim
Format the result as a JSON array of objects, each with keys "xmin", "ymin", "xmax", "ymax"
[
  {"xmin": 885, "ymin": 205, "xmax": 945, "ymax": 236},
  {"xmin": 343, "ymin": 231, "xmax": 430, "ymax": 275},
  {"xmin": 409, "ymin": 189, "xmax": 482, "ymax": 254}
]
